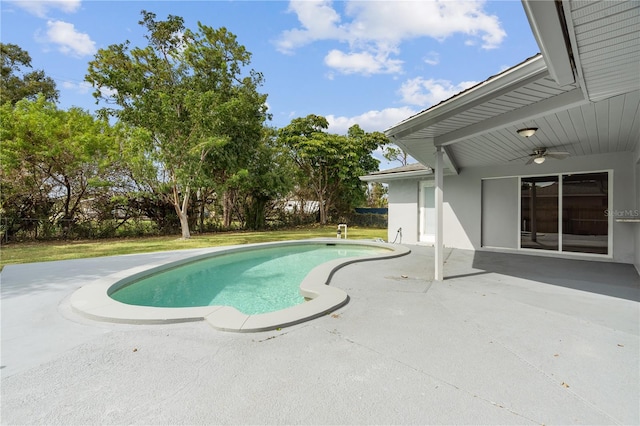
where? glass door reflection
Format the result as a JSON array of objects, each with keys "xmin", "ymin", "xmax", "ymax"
[{"xmin": 521, "ymin": 176, "xmax": 559, "ymax": 250}]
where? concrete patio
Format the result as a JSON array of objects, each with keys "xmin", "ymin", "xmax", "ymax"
[{"xmin": 1, "ymin": 244, "xmax": 639, "ymax": 425}]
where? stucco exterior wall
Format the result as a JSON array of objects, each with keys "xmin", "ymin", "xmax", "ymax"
[
  {"xmin": 481, "ymin": 178, "xmax": 519, "ymax": 249},
  {"xmin": 385, "ymin": 151, "xmax": 636, "ymax": 264},
  {"xmin": 387, "ymin": 179, "xmax": 419, "ymax": 244},
  {"xmin": 460, "ymin": 151, "xmax": 635, "ymax": 264},
  {"xmin": 635, "ymin": 144, "xmax": 640, "ymax": 273}
]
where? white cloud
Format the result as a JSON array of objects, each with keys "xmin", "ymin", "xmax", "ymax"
[
  {"xmin": 324, "ymin": 49, "xmax": 402, "ymax": 75},
  {"xmin": 398, "ymin": 77, "xmax": 478, "ymax": 108},
  {"xmin": 276, "ymin": 0, "xmax": 347, "ymax": 54},
  {"xmin": 64, "ymin": 80, "xmax": 116, "ymax": 98},
  {"xmin": 62, "ymin": 80, "xmax": 92, "ymax": 94},
  {"xmin": 11, "ymin": 0, "xmax": 81, "ymax": 18},
  {"xmin": 276, "ymin": 0, "xmax": 506, "ymax": 75},
  {"xmin": 326, "ymin": 106, "xmax": 418, "ymax": 134},
  {"xmin": 45, "ymin": 20, "xmax": 96, "ymax": 57},
  {"xmin": 343, "ymin": 1, "xmax": 506, "ymax": 49},
  {"xmin": 99, "ymin": 86, "xmax": 118, "ymax": 98},
  {"xmin": 423, "ymin": 51, "xmax": 440, "ymax": 66}
]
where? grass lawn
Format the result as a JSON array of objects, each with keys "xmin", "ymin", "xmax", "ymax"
[{"xmin": 0, "ymin": 226, "xmax": 387, "ymax": 268}]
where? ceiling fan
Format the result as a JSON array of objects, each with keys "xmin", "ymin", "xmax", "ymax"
[{"xmin": 515, "ymin": 147, "xmax": 571, "ymax": 165}]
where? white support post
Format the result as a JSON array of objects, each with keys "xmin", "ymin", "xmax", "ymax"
[{"xmin": 434, "ymin": 147, "xmax": 444, "ymax": 281}]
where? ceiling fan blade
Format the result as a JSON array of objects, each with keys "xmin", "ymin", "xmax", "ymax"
[
  {"xmin": 546, "ymin": 152, "xmax": 570, "ymax": 160},
  {"xmin": 525, "ymin": 156, "xmax": 536, "ymax": 165},
  {"xmin": 509, "ymin": 154, "xmax": 533, "ymax": 161}
]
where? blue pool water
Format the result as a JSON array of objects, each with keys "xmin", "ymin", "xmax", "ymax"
[{"xmin": 110, "ymin": 243, "xmax": 388, "ymax": 315}]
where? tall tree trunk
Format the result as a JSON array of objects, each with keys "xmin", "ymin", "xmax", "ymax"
[
  {"xmin": 172, "ymin": 184, "xmax": 191, "ymax": 239},
  {"xmin": 197, "ymin": 188, "xmax": 205, "ymax": 233},
  {"xmin": 177, "ymin": 210, "xmax": 190, "ymax": 239},
  {"xmin": 318, "ymin": 193, "xmax": 327, "ymax": 225},
  {"xmin": 223, "ymin": 190, "xmax": 233, "ymax": 228},
  {"xmin": 61, "ymin": 176, "xmax": 73, "ymax": 237},
  {"xmin": 246, "ymin": 197, "xmax": 267, "ymax": 230}
]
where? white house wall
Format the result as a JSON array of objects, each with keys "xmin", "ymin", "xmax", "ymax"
[
  {"xmin": 385, "ymin": 151, "xmax": 636, "ymax": 264},
  {"xmin": 635, "ymin": 143, "xmax": 640, "ymax": 273},
  {"xmin": 446, "ymin": 151, "xmax": 636, "ymax": 264},
  {"xmin": 481, "ymin": 178, "xmax": 519, "ymax": 249},
  {"xmin": 387, "ymin": 179, "xmax": 420, "ymax": 244}
]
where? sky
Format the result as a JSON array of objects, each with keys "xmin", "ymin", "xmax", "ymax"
[{"xmin": 1, "ymin": 0, "xmax": 540, "ymax": 167}]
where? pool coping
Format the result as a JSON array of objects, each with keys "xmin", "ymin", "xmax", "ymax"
[{"xmin": 70, "ymin": 239, "xmax": 410, "ymax": 332}]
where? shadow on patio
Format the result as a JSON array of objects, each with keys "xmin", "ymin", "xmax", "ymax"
[{"xmin": 445, "ymin": 250, "xmax": 640, "ymax": 302}]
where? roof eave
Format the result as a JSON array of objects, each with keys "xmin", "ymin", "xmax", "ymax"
[
  {"xmin": 521, "ymin": 0, "xmax": 575, "ymax": 87},
  {"xmin": 384, "ymin": 55, "xmax": 549, "ymax": 141},
  {"xmin": 360, "ymin": 169, "xmax": 433, "ymax": 183}
]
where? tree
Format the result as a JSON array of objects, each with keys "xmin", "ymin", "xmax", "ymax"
[
  {"xmin": 0, "ymin": 96, "xmax": 120, "ymax": 238},
  {"xmin": 232, "ymin": 127, "xmax": 295, "ymax": 230},
  {"xmin": 383, "ymin": 144, "xmax": 409, "ymax": 166},
  {"xmin": 366, "ymin": 183, "xmax": 388, "ymax": 208},
  {"xmin": 279, "ymin": 115, "xmax": 385, "ymax": 224},
  {"xmin": 1, "ymin": 43, "xmax": 58, "ymax": 105},
  {"xmin": 339, "ymin": 124, "xmax": 389, "ymax": 211},
  {"xmin": 86, "ymin": 11, "xmax": 268, "ymax": 239}
]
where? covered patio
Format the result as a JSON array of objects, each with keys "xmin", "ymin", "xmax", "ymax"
[{"xmin": 384, "ymin": 0, "xmax": 640, "ymax": 280}]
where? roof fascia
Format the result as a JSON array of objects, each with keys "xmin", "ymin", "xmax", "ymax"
[
  {"xmin": 522, "ymin": 0, "xmax": 576, "ymax": 86},
  {"xmin": 360, "ymin": 169, "xmax": 433, "ymax": 183},
  {"xmin": 560, "ymin": 0, "xmax": 589, "ymax": 100},
  {"xmin": 385, "ymin": 56, "xmax": 549, "ymax": 141}
]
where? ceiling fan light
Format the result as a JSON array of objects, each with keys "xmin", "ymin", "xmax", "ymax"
[
  {"xmin": 517, "ymin": 127, "xmax": 537, "ymax": 138},
  {"xmin": 534, "ymin": 156, "xmax": 546, "ymax": 164}
]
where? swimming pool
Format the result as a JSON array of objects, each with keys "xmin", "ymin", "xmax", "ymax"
[
  {"xmin": 71, "ymin": 239, "xmax": 410, "ymax": 332},
  {"xmin": 110, "ymin": 244, "xmax": 389, "ymax": 315}
]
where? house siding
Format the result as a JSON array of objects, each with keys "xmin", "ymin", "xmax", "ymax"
[{"xmin": 385, "ymin": 151, "xmax": 636, "ymax": 264}]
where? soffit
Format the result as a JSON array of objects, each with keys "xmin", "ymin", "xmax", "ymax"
[
  {"xmin": 398, "ymin": 74, "xmax": 574, "ymax": 142},
  {"xmin": 566, "ymin": 0, "xmax": 640, "ymax": 102},
  {"xmin": 450, "ymin": 90, "xmax": 640, "ymax": 168},
  {"xmin": 396, "ymin": 86, "xmax": 639, "ymax": 170}
]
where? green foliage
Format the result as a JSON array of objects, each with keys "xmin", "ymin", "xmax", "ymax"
[
  {"xmin": 231, "ymin": 127, "xmax": 296, "ymax": 229},
  {"xmin": 382, "ymin": 144, "xmax": 409, "ymax": 166},
  {"xmin": 366, "ymin": 182, "xmax": 389, "ymax": 208},
  {"xmin": 85, "ymin": 10, "xmax": 268, "ymax": 239},
  {"xmin": 0, "ymin": 97, "xmax": 122, "ymax": 239},
  {"xmin": 1, "ymin": 43, "xmax": 58, "ymax": 104},
  {"xmin": 279, "ymin": 115, "xmax": 388, "ymax": 224},
  {"xmin": 0, "ymin": 22, "xmax": 393, "ymax": 242}
]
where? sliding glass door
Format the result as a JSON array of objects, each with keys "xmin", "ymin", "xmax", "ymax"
[
  {"xmin": 562, "ymin": 173, "xmax": 608, "ymax": 254},
  {"xmin": 520, "ymin": 176, "xmax": 559, "ymax": 251},
  {"xmin": 520, "ymin": 171, "xmax": 609, "ymax": 255}
]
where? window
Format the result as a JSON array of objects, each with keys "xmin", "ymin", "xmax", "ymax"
[
  {"xmin": 519, "ymin": 171, "xmax": 609, "ymax": 255},
  {"xmin": 562, "ymin": 173, "xmax": 608, "ymax": 254},
  {"xmin": 520, "ymin": 176, "xmax": 559, "ymax": 251}
]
